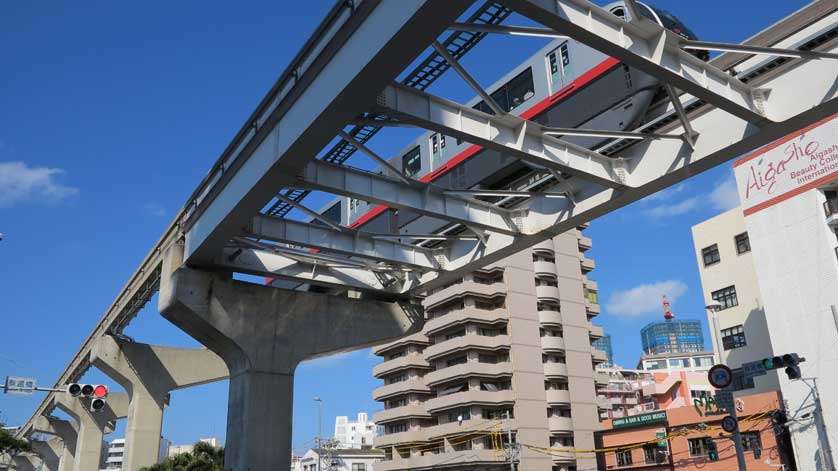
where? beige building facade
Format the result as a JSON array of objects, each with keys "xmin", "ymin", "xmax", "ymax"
[
  {"xmin": 690, "ymin": 207, "xmax": 781, "ymax": 393},
  {"xmin": 371, "ymin": 227, "xmax": 607, "ymax": 471}
]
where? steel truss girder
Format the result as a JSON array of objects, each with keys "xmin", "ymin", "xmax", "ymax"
[
  {"xmin": 217, "ymin": 247, "xmax": 401, "ymax": 293},
  {"xmin": 247, "ymin": 215, "xmax": 440, "ymax": 270},
  {"xmin": 376, "ymin": 84, "xmax": 625, "ymax": 188},
  {"xmin": 295, "ymin": 160, "xmax": 522, "ymax": 236},
  {"xmin": 499, "ymin": 0, "xmax": 769, "ymax": 125}
]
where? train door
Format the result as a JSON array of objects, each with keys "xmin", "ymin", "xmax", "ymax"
[{"xmin": 546, "ymin": 42, "xmax": 572, "ymax": 93}]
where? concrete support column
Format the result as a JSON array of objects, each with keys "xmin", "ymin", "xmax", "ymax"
[
  {"xmin": 30, "ymin": 438, "xmax": 62, "ymax": 471},
  {"xmin": 53, "ymin": 392, "xmax": 128, "ymax": 471},
  {"xmin": 11, "ymin": 455, "xmax": 36, "ymax": 471},
  {"xmin": 32, "ymin": 417, "xmax": 77, "ymax": 471},
  {"xmin": 158, "ymin": 246, "xmax": 422, "ymax": 471},
  {"xmin": 90, "ymin": 335, "xmax": 228, "ymax": 471}
]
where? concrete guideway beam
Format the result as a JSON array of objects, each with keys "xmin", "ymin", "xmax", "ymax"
[
  {"xmin": 158, "ymin": 246, "xmax": 423, "ymax": 471},
  {"xmin": 499, "ymin": 0, "xmax": 769, "ymax": 125},
  {"xmin": 247, "ymin": 215, "xmax": 440, "ymax": 270},
  {"xmin": 184, "ymin": 0, "xmax": 473, "ymax": 265},
  {"xmin": 377, "ymin": 84, "xmax": 625, "ymax": 188},
  {"xmin": 90, "ymin": 336, "xmax": 228, "ymax": 471},
  {"xmin": 297, "ymin": 160, "xmax": 522, "ymax": 235},
  {"xmin": 53, "ymin": 393, "xmax": 128, "ymax": 471},
  {"xmin": 32, "ymin": 417, "xmax": 77, "ymax": 471}
]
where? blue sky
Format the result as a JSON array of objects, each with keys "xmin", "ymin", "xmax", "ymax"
[{"xmin": 0, "ymin": 0, "xmax": 810, "ymax": 454}]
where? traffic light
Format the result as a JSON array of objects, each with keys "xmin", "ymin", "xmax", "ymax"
[
  {"xmin": 708, "ymin": 441, "xmax": 719, "ymax": 461},
  {"xmin": 66, "ymin": 383, "xmax": 109, "ymax": 412},
  {"xmin": 67, "ymin": 383, "xmax": 82, "ymax": 396},
  {"xmin": 761, "ymin": 353, "xmax": 806, "ymax": 380}
]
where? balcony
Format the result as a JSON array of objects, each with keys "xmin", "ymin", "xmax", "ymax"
[
  {"xmin": 592, "ymin": 347, "xmax": 608, "ymax": 363},
  {"xmin": 376, "ymin": 449, "xmax": 501, "ymax": 471},
  {"xmin": 424, "ymin": 362, "xmax": 512, "ymax": 387},
  {"xmin": 541, "ymin": 336, "xmax": 566, "ymax": 352},
  {"xmin": 426, "ymin": 418, "xmax": 518, "ymax": 439},
  {"xmin": 577, "ymin": 236, "xmax": 592, "ymax": 252},
  {"xmin": 373, "ymin": 404, "xmax": 430, "ymax": 424},
  {"xmin": 581, "ymin": 257, "xmax": 595, "ymax": 273},
  {"xmin": 597, "ymin": 396, "xmax": 611, "ymax": 410},
  {"xmin": 536, "ymin": 284, "xmax": 561, "ymax": 301},
  {"xmin": 538, "ymin": 309, "xmax": 563, "ymax": 326},
  {"xmin": 595, "ymin": 372, "xmax": 610, "ymax": 386},
  {"xmin": 543, "ymin": 363, "xmax": 569, "ymax": 378},
  {"xmin": 548, "ymin": 416, "xmax": 574, "ymax": 432},
  {"xmin": 373, "ymin": 378, "xmax": 431, "ymax": 401},
  {"xmin": 545, "ymin": 389, "xmax": 571, "ymax": 405},
  {"xmin": 423, "ymin": 334, "xmax": 510, "ymax": 361},
  {"xmin": 423, "ymin": 307, "xmax": 508, "ymax": 336},
  {"xmin": 582, "ymin": 277, "xmax": 598, "ymax": 291},
  {"xmin": 424, "ymin": 281, "xmax": 505, "ymax": 309},
  {"xmin": 586, "ymin": 301, "xmax": 601, "ymax": 316},
  {"xmin": 533, "ymin": 260, "xmax": 558, "ymax": 277},
  {"xmin": 373, "ymin": 332, "xmax": 429, "ymax": 356},
  {"xmin": 424, "ymin": 389, "xmax": 514, "ymax": 413},
  {"xmin": 533, "ymin": 240, "xmax": 555, "ymax": 254},
  {"xmin": 373, "ymin": 353, "xmax": 430, "ymax": 378},
  {"xmin": 374, "ymin": 429, "xmax": 427, "ymax": 448},
  {"xmin": 588, "ymin": 324, "xmax": 604, "ymax": 339}
]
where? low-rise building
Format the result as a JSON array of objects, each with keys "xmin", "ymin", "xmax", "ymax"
[
  {"xmin": 294, "ymin": 447, "xmax": 384, "ymax": 471},
  {"xmin": 167, "ymin": 437, "xmax": 221, "ymax": 457},
  {"xmin": 334, "ymin": 413, "xmax": 376, "ymax": 449},
  {"xmin": 595, "ymin": 391, "xmax": 793, "ymax": 471},
  {"xmin": 637, "ymin": 351, "xmax": 716, "ymax": 373}
]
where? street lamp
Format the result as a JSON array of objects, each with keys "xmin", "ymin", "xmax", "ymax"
[
  {"xmin": 705, "ymin": 303, "xmax": 723, "ymax": 364},
  {"xmin": 313, "ymin": 397, "xmax": 323, "ymax": 471}
]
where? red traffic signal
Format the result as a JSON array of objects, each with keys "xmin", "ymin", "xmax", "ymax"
[{"xmin": 93, "ymin": 385, "xmax": 108, "ymax": 398}]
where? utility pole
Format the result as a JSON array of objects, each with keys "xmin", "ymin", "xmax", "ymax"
[
  {"xmin": 313, "ymin": 397, "xmax": 323, "ymax": 471},
  {"xmin": 505, "ymin": 410, "xmax": 516, "ymax": 471},
  {"xmin": 730, "ymin": 401, "xmax": 748, "ymax": 471},
  {"xmin": 804, "ymin": 378, "xmax": 835, "ymax": 471}
]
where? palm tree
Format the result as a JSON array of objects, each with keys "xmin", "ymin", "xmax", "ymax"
[{"xmin": 141, "ymin": 441, "xmax": 226, "ymax": 471}]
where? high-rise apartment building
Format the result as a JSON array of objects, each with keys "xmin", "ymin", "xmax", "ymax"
[
  {"xmin": 371, "ymin": 229, "xmax": 608, "ymax": 471},
  {"xmin": 592, "ymin": 335, "xmax": 613, "ymax": 368},
  {"xmin": 334, "ymin": 413, "xmax": 376, "ymax": 449},
  {"xmin": 639, "ymin": 319, "xmax": 704, "ymax": 356},
  {"xmin": 691, "ymin": 207, "xmax": 781, "ymax": 394}
]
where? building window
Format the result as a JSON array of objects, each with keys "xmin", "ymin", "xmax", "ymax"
[
  {"xmin": 721, "ymin": 325, "xmax": 746, "ymax": 350},
  {"xmin": 402, "ymin": 146, "xmax": 421, "ymax": 177},
  {"xmin": 735, "ymin": 232, "xmax": 751, "ymax": 254},
  {"xmin": 688, "ymin": 437, "xmax": 714, "ymax": 456},
  {"xmin": 616, "ymin": 450, "xmax": 633, "ymax": 467},
  {"xmin": 741, "ymin": 432, "xmax": 762, "ymax": 452},
  {"xmin": 352, "ymin": 464, "xmax": 366, "ymax": 471},
  {"xmin": 643, "ymin": 445, "xmax": 660, "ymax": 464},
  {"xmin": 711, "ymin": 285, "xmax": 738, "ymax": 309},
  {"xmin": 702, "ymin": 244, "xmax": 721, "ymax": 266}
]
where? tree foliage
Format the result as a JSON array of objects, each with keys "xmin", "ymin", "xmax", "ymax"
[
  {"xmin": 141, "ymin": 441, "xmax": 226, "ymax": 471},
  {"xmin": 0, "ymin": 428, "xmax": 32, "ymax": 456}
]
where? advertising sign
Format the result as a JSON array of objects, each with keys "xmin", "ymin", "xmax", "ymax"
[
  {"xmin": 734, "ymin": 114, "xmax": 838, "ymax": 216},
  {"xmin": 612, "ymin": 410, "xmax": 667, "ymax": 429}
]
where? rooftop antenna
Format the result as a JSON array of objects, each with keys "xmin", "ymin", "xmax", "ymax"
[{"xmin": 663, "ymin": 295, "xmax": 675, "ymax": 320}]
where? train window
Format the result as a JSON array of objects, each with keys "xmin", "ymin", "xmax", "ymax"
[
  {"xmin": 402, "ymin": 146, "xmax": 421, "ymax": 177},
  {"xmin": 473, "ymin": 67, "xmax": 534, "ymax": 113},
  {"xmin": 560, "ymin": 44, "xmax": 570, "ymax": 67},
  {"xmin": 547, "ymin": 49, "xmax": 561, "ymax": 88},
  {"xmin": 430, "ymin": 134, "xmax": 445, "ymax": 169}
]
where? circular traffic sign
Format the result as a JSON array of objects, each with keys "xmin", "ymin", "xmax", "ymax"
[
  {"xmin": 721, "ymin": 415, "xmax": 738, "ymax": 433},
  {"xmin": 708, "ymin": 364, "xmax": 733, "ymax": 389}
]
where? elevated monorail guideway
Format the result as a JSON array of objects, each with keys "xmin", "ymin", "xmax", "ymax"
[{"xmin": 16, "ymin": 0, "xmax": 838, "ymax": 448}]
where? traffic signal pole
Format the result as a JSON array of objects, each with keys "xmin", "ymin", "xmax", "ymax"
[
  {"xmin": 804, "ymin": 378, "xmax": 835, "ymax": 471},
  {"xmin": 730, "ymin": 404, "xmax": 748, "ymax": 471}
]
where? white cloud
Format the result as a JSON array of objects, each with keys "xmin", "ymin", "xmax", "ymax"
[
  {"xmin": 644, "ymin": 196, "xmax": 699, "ymax": 218},
  {"xmin": 143, "ymin": 203, "xmax": 166, "ymax": 217},
  {"xmin": 0, "ymin": 161, "xmax": 79, "ymax": 207},
  {"xmin": 643, "ymin": 183, "xmax": 688, "ymax": 203},
  {"xmin": 709, "ymin": 176, "xmax": 740, "ymax": 211},
  {"xmin": 606, "ymin": 280, "xmax": 688, "ymax": 316}
]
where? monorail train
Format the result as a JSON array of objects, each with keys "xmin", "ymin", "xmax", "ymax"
[{"xmin": 315, "ymin": 1, "xmax": 701, "ymax": 236}]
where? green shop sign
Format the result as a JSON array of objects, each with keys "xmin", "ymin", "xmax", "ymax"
[{"xmin": 612, "ymin": 411, "xmax": 668, "ymax": 429}]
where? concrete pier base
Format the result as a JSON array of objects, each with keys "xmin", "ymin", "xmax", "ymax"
[
  {"xmin": 91, "ymin": 335, "xmax": 227, "ymax": 471},
  {"xmin": 159, "ymin": 247, "xmax": 422, "ymax": 471},
  {"xmin": 53, "ymin": 392, "xmax": 128, "ymax": 471},
  {"xmin": 32, "ymin": 417, "xmax": 77, "ymax": 471},
  {"xmin": 11, "ymin": 455, "xmax": 36, "ymax": 471},
  {"xmin": 30, "ymin": 438, "xmax": 62, "ymax": 471}
]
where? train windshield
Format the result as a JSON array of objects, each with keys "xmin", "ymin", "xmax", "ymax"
[{"xmin": 649, "ymin": 7, "xmax": 700, "ymax": 41}]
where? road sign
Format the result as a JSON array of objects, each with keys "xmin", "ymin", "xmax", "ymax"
[
  {"xmin": 708, "ymin": 364, "xmax": 733, "ymax": 389},
  {"xmin": 3, "ymin": 376, "xmax": 37, "ymax": 395},
  {"xmin": 656, "ymin": 431, "xmax": 667, "ymax": 447},
  {"xmin": 722, "ymin": 415, "xmax": 739, "ymax": 433},
  {"xmin": 714, "ymin": 390, "xmax": 734, "ymax": 411},
  {"xmin": 742, "ymin": 360, "xmax": 767, "ymax": 380}
]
